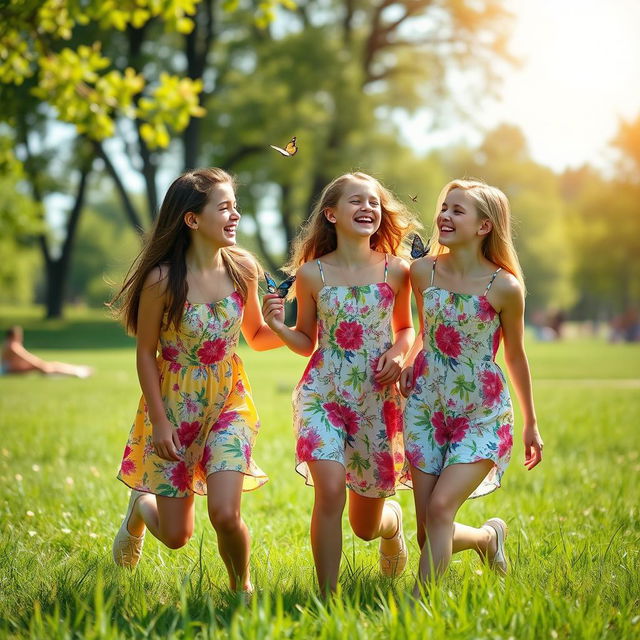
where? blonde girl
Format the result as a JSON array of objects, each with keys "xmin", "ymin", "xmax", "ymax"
[
  {"xmin": 262, "ymin": 172, "xmax": 419, "ymax": 594},
  {"xmin": 400, "ymin": 179, "xmax": 543, "ymax": 594},
  {"xmin": 111, "ymin": 168, "xmax": 281, "ymax": 594}
]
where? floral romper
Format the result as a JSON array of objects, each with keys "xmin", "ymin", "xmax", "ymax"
[
  {"xmin": 403, "ymin": 258, "xmax": 513, "ymax": 498},
  {"xmin": 292, "ymin": 255, "xmax": 407, "ymax": 498},
  {"xmin": 118, "ymin": 292, "xmax": 267, "ymax": 497}
]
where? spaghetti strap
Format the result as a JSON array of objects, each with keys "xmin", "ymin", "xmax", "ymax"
[
  {"xmin": 383, "ymin": 254, "xmax": 389, "ymax": 283},
  {"xmin": 430, "ymin": 257, "xmax": 438, "ymax": 287},
  {"xmin": 484, "ymin": 267, "xmax": 502, "ymax": 295},
  {"xmin": 317, "ymin": 260, "xmax": 326, "ymax": 285}
]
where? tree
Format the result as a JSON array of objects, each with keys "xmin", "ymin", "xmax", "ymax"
[
  {"xmin": 0, "ymin": 0, "xmax": 291, "ymax": 315},
  {"xmin": 194, "ymin": 0, "xmax": 515, "ymax": 273},
  {"xmin": 0, "ymin": 136, "xmax": 41, "ymax": 304}
]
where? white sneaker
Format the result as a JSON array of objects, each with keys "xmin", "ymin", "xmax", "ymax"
[
  {"xmin": 112, "ymin": 489, "xmax": 146, "ymax": 568},
  {"xmin": 482, "ymin": 517, "xmax": 508, "ymax": 576},
  {"xmin": 379, "ymin": 500, "xmax": 408, "ymax": 577}
]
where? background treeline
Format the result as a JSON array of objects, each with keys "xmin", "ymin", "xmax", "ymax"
[{"xmin": 1, "ymin": 0, "xmax": 638, "ymax": 321}]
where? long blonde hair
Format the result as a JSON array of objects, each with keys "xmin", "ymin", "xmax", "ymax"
[
  {"xmin": 284, "ymin": 172, "xmax": 420, "ymax": 273},
  {"xmin": 429, "ymin": 179, "xmax": 525, "ymax": 289},
  {"xmin": 110, "ymin": 168, "xmax": 259, "ymax": 335}
]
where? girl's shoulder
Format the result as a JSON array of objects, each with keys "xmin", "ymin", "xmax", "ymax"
[
  {"xmin": 386, "ymin": 253, "xmax": 410, "ymax": 280},
  {"xmin": 226, "ymin": 246, "xmax": 259, "ymax": 273},
  {"xmin": 489, "ymin": 269, "xmax": 524, "ymax": 309},
  {"xmin": 143, "ymin": 264, "xmax": 170, "ymax": 297},
  {"xmin": 296, "ymin": 259, "xmax": 325, "ymax": 290},
  {"xmin": 409, "ymin": 255, "xmax": 436, "ymax": 278}
]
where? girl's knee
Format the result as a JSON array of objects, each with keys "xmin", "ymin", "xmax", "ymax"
[
  {"xmin": 162, "ymin": 526, "xmax": 193, "ymax": 549},
  {"xmin": 315, "ymin": 484, "xmax": 346, "ymax": 516},
  {"xmin": 208, "ymin": 505, "xmax": 242, "ymax": 534},
  {"xmin": 349, "ymin": 518, "xmax": 377, "ymax": 541},
  {"xmin": 427, "ymin": 495, "xmax": 456, "ymax": 525}
]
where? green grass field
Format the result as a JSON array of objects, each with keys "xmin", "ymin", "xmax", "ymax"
[{"xmin": 1, "ymin": 309, "xmax": 639, "ymax": 639}]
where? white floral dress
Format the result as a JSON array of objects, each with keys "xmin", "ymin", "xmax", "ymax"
[
  {"xmin": 403, "ymin": 259, "xmax": 513, "ymax": 498},
  {"xmin": 292, "ymin": 255, "xmax": 407, "ymax": 498}
]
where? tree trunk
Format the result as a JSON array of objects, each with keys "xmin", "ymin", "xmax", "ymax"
[{"xmin": 43, "ymin": 167, "xmax": 91, "ymax": 318}]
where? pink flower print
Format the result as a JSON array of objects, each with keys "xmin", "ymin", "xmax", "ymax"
[
  {"xmin": 478, "ymin": 297, "xmax": 497, "ymax": 322},
  {"xmin": 374, "ymin": 451, "xmax": 396, "ymax": 490},
  {"xmin": 447, "ymin": 415, "xmax": 470, "ymax": 443},
  {"xmin": 301, "ymin": 350, "xmax": 324, "ymax": 385},
  {"xmin": 169, "ymin": 461, "xmax": 191, "ymax": 492},
  {"xmin": 169, "ymin": 362, "xmax": 181, "ymax": 373},
  {"xmin": 497, "ymin": 424, "xmax": 513, "ymax": 458},
  {"xmin": 457, "ymin": 313, "xmax": 467, "ymax": 322},
  {"xmin": 199, "ymin": 443, "xmax": 212, "ymax": 474},
  {"xmin": 213, "ymin": 411, "xmax": 238, "ymax": 432},
  {"xmin": 492, "ymin": 328, "xmax": 502, "ymax": 357},
  {"xmin": 243, "ymin": 442, "xmax": 251, "ymax": 465},
  {"xmin": 323, "ymin": 402, "xmax": 360, "ymax": 435},
  {"xmin": 405, "ymin": 446, "xmax": 425, "ymax": 469},
  {"xmin": 184, "ymin": 396, "xmax": 199, "ymax": 415},
  {"xmin": 297, "ymin": 431, "xmax": 322, "ymax": 461},
  {"xmin": 382, "ymin": 401, "xmax": 402, "ymax": 440},
  {"xmin": 162, "ymin": 346, "xmax": 179, "ymax": 362},
  {"xmin": 480, "ymin": 370, "xmax": 503, "ymax": 407},
  {"xmin": 435, "ymin": 324, "xmax": 462, "ymax": 358},
  {"xmin": 172, "ymin": 383, "xmax": 180, "ymax": 391},
  {"xmin": 177, "ymin": 420, "xmax": 201, "ymax": 448},
  {"xmin": 197, "ymin": 338, "xmax": 227, "ymax": 365},
  {"xmin": 413, "ymin": 350, "xmax": 427, "ymax": 380},
  {"xmin": 335, "ymin": 321, "xmax": 364, "ymax": 351},
  {"xmin": 120, "ymin": 445, "xmax": 135, "ymax": 475},
  {"xmin": 378, "ymin": 283, "xmax": 394, "ymax": 308},
  {"xmin": 432, "ymin": 411, "xmax": 449, "ymax": 445},
  {"xmin": 235, "ymin": 379, "xmax": 245, "ymax": 394},
  {"xmin": 432, "ymin": 412, "xmax": 470, "ymax": 445}
]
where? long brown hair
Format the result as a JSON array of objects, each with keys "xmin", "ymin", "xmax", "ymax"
[
  {"xmin": 429, "ymin": 179, "xmax": 525, "ymax": 289},
  {"xmin": 110, "ymin": 168, "xmax": 257, "ymax": 334},
  {"xmin": 284, "ymin": 172, "xmax": 420, "ymax": 273}
]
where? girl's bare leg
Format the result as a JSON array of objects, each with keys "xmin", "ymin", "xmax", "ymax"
[
  {"xmin": 347, "ymin": 491, "xmax": 397, "ymax": 540},
  {"xmin": 413, "ymin": 460, "xmax": 494, "ymax": 595},
  {"xmin": 410, "ymin": 465, "xmax": 493, "ymax": 558},
  {"xmin": 206, "ymin": 471, "xmax": 251, "ymax": 591},
  {"xmin": 307, "ymin": 460, "xmax": 347, "ymax": 594},
  {"xmin": 130, "ymin": 492, "xmax": 195, "ymax": 549}
]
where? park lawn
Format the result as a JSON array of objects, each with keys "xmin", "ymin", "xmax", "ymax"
[{"xmin": 0, "ymin": 310, "xmax": 639, "ymax": 639}]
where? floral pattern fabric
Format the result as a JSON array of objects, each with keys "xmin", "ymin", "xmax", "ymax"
[
  {"xmin": 403, "ymin": 286, "xmax": 513, "ymax": 498},
  {"xmin": 293, "ymin": 277, "xmax": 407, "ymax": 498},
  {"xmin": 118, "ymin": 292, "xmax": 267, "ymax": 497}
]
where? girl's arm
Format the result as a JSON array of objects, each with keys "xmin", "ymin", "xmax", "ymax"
[
  {"xmin": 136, "ymin": 268, "xmax": 180, "ymax": 461},
  {"xmin": 240, "ymin": 258, "xmax": 285, "ymax": 351},
  {"xmin": 374, "ymin": 258, "xmax": 414, "ymax": 385},
  {"xmin": 496, "ymin": 274, "xmax": 543, "ymax": 470},
  {"xmin": 399, "ymin": 258, "xmax": 430, "ymax": 396},
  {"xmin": 262, "ymin": 262, "xmax": 318, "ymax": 357}
]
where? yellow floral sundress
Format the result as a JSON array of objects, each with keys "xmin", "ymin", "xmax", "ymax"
[{"xmin": 117, "ymin": 292, "xmax": 267, "ymax": 497}]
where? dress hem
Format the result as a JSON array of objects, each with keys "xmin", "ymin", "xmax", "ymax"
[{"xmin": 295, "ymin": 459, "xmax": 408, "ymax": 499}]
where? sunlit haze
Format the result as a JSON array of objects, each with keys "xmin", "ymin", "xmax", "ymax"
[{"xmin": 401, "ymin": 0, "xmax": 640, "ymax": 172}]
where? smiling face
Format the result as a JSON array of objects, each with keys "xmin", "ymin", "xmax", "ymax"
[
  {"xmin": 437, "ymin": 187, "xmax": 491, "ymax": 248},
  {"xmin": 325, "ymin": 178, "xmax": 382, "ymax": 239},
  {"xmin": 184, "ymin": 181, "xmax": 240, "ymax": 247}
]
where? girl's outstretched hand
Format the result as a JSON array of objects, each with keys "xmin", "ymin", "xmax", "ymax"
[
  {"xmin": 523, "ymin": 425, "xmax": 543, "ymax": 470},
  {"xmin": 153, "ymin": 417, "xmax": 181, "ymax": 461},
  {"xmin": 399, "ymin": 366, "xmax": 414, "ymax": 397},
  {"xmin": 262, "ymin": 293, "xmax": 285, "ymax": 333},
  {"xmin": 374, "ymin": 350, "xmax": 403, "ymax": 386}
]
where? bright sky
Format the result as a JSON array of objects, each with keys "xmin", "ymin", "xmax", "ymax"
[{"xmin": 402, "ymin": 0, "xmax": 640, "ymax": 172}]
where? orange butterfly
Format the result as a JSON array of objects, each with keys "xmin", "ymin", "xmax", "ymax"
[{"xmin": 270, "ymin": 136, "xmax": 298, "ymax": 157}]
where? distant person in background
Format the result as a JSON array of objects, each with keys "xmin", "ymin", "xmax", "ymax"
[{"xmin": 1, "ymin": 326, "xmax": 93, "ymax": 378}]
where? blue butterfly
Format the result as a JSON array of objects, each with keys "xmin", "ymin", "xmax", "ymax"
[
  {"xmin": 410, "ymin": 233, "xmax": 430, "ymax": 259},
  {"xmin": 265, "ymin": 272, "xmax": 296, "ymax": 298}
]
